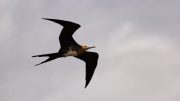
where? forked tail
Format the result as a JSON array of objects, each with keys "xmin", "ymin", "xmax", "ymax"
[{"xmin": 32, "ymin": 53, "xmax": 61, "ymax": 66}]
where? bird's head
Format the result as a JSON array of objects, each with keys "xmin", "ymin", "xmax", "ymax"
[{"xmin": 82, "ymin": 45, "xmax": 96, "ymax": 50}]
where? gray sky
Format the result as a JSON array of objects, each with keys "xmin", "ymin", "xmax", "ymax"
[{"xmin": 1, "ymin": 0, "xmax": 180, "ymax": 101}]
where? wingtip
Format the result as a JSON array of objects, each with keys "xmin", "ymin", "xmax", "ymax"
[
  {"xmin": 84, "ymin": 80, "xmax": 90, "ymax": 88},
  {"xmin": 42, "ymin": 18, "xmax": 49, "ymax": 20},
  {"xmin": 34, "ymin": 64, "xmax": 39, "ymax": 66},
  {"xmin": 32, "ymin": 55, "xmax": 39, "ymax": 57},
  {"xmin": 41, "ymin": 18, "xmax": 61, "ymax": 24},
  {"xmin": 84, "ymin": 85, "xmax": 88, "ymax": 88}
]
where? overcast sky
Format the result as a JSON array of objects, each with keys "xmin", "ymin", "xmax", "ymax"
[{"xmin": 1, "ymin": 0, "xmax": 180, "ymax": 101}]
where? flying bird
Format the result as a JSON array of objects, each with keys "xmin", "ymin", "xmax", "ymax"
[{"xmin": 32, "ymin": 18, "xmax": 99, "ymax": 88}]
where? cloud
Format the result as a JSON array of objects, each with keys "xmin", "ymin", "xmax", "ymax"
[{"xmin": 0, "ymin": 0, "xmax": 180, "ymax": 101}]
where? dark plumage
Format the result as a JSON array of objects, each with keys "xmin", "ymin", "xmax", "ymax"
[{"xmin": 32, "ymin": 18, "xmax": 99, "ymax": 88}]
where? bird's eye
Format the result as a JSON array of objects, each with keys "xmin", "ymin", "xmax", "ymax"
[{"xmin": 82, "ymin": 45, "xmax": 87, "ymax": 48}]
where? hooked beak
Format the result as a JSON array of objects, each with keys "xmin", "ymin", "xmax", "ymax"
[{"xmin": 87, "ymin": 46, "xmax": 96, "ymax": 49}]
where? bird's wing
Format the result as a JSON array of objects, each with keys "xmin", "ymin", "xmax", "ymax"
[
  {"xmin": 42, "ymin": 18, "xmax": 81, "ymax": 48},
  {"xmin": 75, "ymin": 52, "xmax": 99, "ymax": 88}
]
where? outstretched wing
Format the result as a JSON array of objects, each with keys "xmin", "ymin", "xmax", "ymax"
[
  {"xmin": 75, "ymin": 52, "xmax": 99, "ymax": 88},
  {"xmin": 42, "ymin": 18, "xmax": 81, "ymax": 48}
]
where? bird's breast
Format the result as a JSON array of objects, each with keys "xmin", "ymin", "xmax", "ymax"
[{"xmin": 63, "ymin": 50, "xmax": 78, "ymax": 56}]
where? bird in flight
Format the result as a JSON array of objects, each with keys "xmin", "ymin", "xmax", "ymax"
[{"xmin": 32, "ymin": 18, "xmax": 99, "ymax": 88}]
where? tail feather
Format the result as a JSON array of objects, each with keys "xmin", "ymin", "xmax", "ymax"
[
  {"xmin": 32, "ymin": 53, "xmax": 57, "ymax": 57},
  {"xmin": 35, "ymin": 57, "xmax": 55, "ymax": 66},
  {"xmin": 32, "ymin": 53, "xmax": 61, "ymax": 66}
]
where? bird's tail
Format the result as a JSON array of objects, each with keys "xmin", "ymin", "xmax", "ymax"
[{"xmin": 32, "ymin": 53, "xmax": 61, "ymax": 66}]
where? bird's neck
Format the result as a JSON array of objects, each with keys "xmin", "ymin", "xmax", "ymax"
[{"xmin": 76, "ymin": 47, "xmax": 86, "ymax": 55}]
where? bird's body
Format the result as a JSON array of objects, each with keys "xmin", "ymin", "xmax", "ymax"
[
  {"xmin": 64, "ymin": 50, "xmax": 78, "ymax": 56},
  {"xmin": 32, "ymin": 18, "xmax": 99, "ymax": 88},
  {"xmin": 60, "ymin": 45, "xmax": 84, "ymax": 57}
]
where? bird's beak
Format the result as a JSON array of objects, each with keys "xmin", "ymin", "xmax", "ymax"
[{"xmin": 88, "ymin": 46, "xmax": 96, "ymax": 49}]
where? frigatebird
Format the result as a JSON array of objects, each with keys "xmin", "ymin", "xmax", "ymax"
[{"xmin": 32, "ymin": 18, "xmax": 99, "ymax": 88}]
